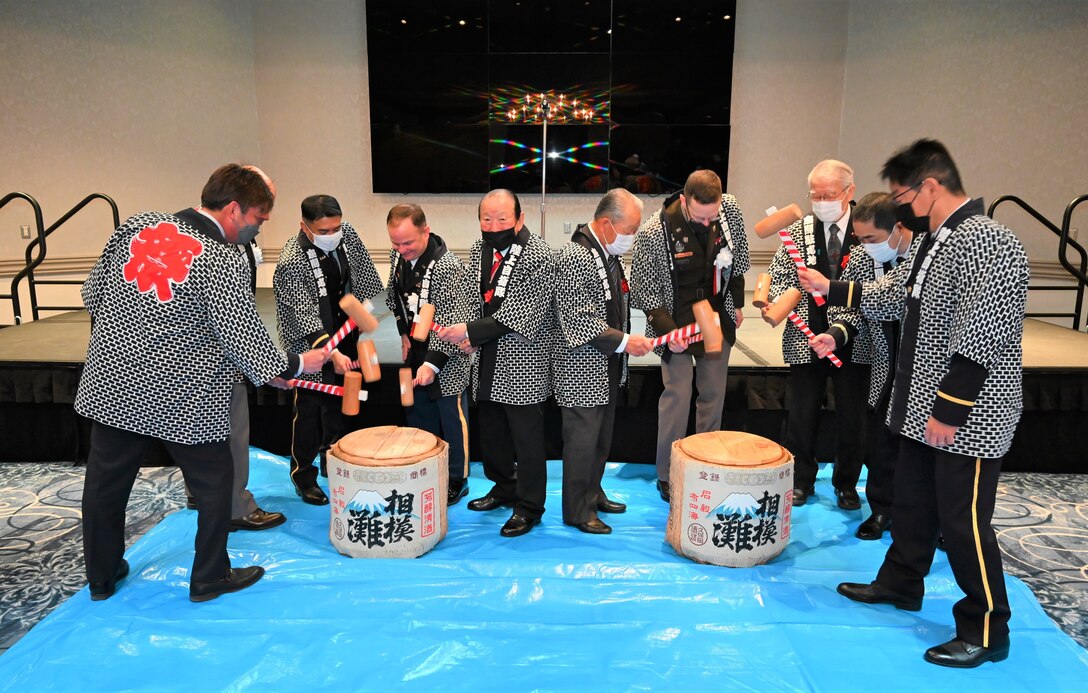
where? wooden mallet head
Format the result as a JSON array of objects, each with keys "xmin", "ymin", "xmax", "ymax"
[
  {"xmin": 762, "ymin": 287, "xmax": 802, "ymax": 327},
  {"xmin": 342, "ymin": 371, "xmax": 363, "ymax": 416},
  {"xmin": 399, "ymin": 368, "xmax": 414, "ymax": 406},
  {"xmin": 411, "ymin": 303, "xmax": 436, "ymax": 342},
  {"xmin": 691, "ymin": 299, "xmax": 723, "ymax": 354},
  {"xmin": 358, "ymin": 338, "xmax": 381, "ymax": 382},
  {"xmin": 339, "ymin": 295, "xmax": 379, "ymax": 334},
  {"xmin": 754, "ymin": 204, "xmax": 804, "ymax": 239}
]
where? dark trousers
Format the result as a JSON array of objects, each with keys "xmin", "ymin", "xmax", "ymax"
[
  {"xmin": 785, "ymin": 359, "xmax": 870, "ymax": 491},
  {"xmin": 876, "ymin": 436, "xmax": 1011, "ymax": 647},
  {"xmin": 406, "ymin": 390, "xmax": 470, "ymax": 482},
  {"xmin": 864, "ymin": 404, "xmax": 900, "ymax": 518},
  {"xmin": 83, "ymin": 421, "xmax": 232, "ymax": 586},
  {"xmin": 560, "ymin": 376, "xmax": 619, "ymax": 525},
  {"xmin": 289, "ymin": 387, "xmax": 347, "ymax": 489},
  {"xmin": 184, "ymin": 380, "xmax": 257, "ymax": 518},
  {"xmin": 477, "ymin": 399, "xmax": 547, "ymax": 520}
]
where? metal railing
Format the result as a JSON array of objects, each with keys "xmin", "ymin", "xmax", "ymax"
[
  {"xmin": 0, "ymin": 192, "xmax": 46, "ymax": 325},
  {"xmin": 23, "ymin": 193, "xmax": 120, "ymax": 320},
  {"xmin": 988, "ymin": 195, "xmax": 1087, "ymax": 330}
]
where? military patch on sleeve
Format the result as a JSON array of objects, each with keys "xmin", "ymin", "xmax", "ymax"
[{"xmin": 123, "ymin": 221, "xmax": 204, "ymax": 302}]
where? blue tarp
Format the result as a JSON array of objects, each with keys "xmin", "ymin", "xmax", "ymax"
[{"xmin": 1, "ymin": 452, "xmax": 1085, "ymax": 691}]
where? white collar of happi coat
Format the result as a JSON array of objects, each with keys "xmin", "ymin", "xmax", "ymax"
[
  {"xmin": 396, "ymin": 251, "xmax": 438, "ymax": 317},
  {"xmin": 910, "ymin": 199, "xmax": 970, "ymax": 299},
  {"xmin": 488, "ymin": 241, "xmax": 522, "ymax": 302},
  {"xmin": 585, "ymin": 222, "xmax": 614, "ymax": 302}
]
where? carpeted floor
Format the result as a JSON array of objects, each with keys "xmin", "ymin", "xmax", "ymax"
[{"xmin": 1, "ymin": 456, "xmax": 1086, "ymax": 664}]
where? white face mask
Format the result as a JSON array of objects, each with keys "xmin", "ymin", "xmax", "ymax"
[
  {"xmin": 812, "ymin": 200, "xmax": 843, "ymax": 224},
  {"xmin": 605, "ymin": 232, "xmax": 635, "ymax": 256},
  {"xmin": 861, "ymin": 238, "xmax": 899, "ymax": 264},
  {"xmin": 307, "ymin": 224, "xmax": 343, "ymax": 253}
]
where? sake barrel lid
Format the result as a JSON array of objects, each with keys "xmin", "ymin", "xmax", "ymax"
[
  {"xmin": 332, "ymin": 426, "xmax": 444, "ymax": 467},
  {"xmin": 677, "ymin": 431, "xmax": 791, "ymax": 468}
]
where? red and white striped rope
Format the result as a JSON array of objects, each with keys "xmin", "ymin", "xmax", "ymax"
[
  {"xmin": 786, "ymin": 311, "xmax": 842, "ymax": 367},
  {"xmin": 779, "ymin": 229, "xmax": 826, "ymax": 306},
  {"xmin": 287, "ymin": 379, "xmax": 343, "ymax": 396}
]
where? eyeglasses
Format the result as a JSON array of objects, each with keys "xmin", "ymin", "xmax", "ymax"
[
  {"xmin": 891, "ymin": 181, "xmax": 923, "ymax": 202},
  {"xmin": 807, "ymin": 187, "xmax": 850, "ymax": 202}
]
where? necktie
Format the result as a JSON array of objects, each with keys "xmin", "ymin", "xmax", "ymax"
[
  {"xmin": 827, "ymin": 224, "xmax": 841, "ymax": 279},
  {"xmin": 489, "ymin": 250, "xmax": 503, "ymax": 282}
]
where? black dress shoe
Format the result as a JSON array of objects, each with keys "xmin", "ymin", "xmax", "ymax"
[
  {"xmin": 90, "ymin": 559, "xmax": 130, "ymax": 601},
  {"xmin": 924, "ymin": 637, "xmax": 1010, "ymax": 668},
  {"xmin": 574, "ymin": 518, "xmax": 612, "ymax": 535},
  {"xmin": 185, "ymin": 496, "xmax": 198, "ymax": 510},
  {"xmin": 837, "ymin": 581, "xmax": 922, "ymax": 611},
  {"xmin": 597, "ymin": 496, "xmax": 627, "ymax": 514},
  {"xmin": 294, "ymin": 483, "xmax": 329, "ymax": 506},
  {"xmin": 792, "ymin": 487, "xmax": 814, "ymax": 506},
  {"xmin": 856, "ymin": 513, "xmax": 891, "ymax": 540},
  {"xmin": 500, "ymin": 513, "xmax": 539, "ymax": 537},
  {"xmin": 230, "ymin": 508, "xmax": 287, "ymax": 532},
  {"xmin": 190, "ymin": 566, "xmax": 265, "ymax": 602},
  {"xmin": 448, "ymin": 479, "xmax": 469, "ymax": 505},
  {"xmin": 836, "ymin": 487, "xmax": 862, "ymax": 511},
  {"xmin": 467, "ymin": 493, "xmax": 508, "ymax": 512},
  {"xmin": 656, "ymin": 480, "xmax": 671, "ymax": 503}
]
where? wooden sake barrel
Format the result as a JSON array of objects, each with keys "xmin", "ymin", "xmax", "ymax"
[
  {"xmin": 666, "ymin": 431, "xmax": 794, "ymax": 568},
  {"xmin": 327, "ymin": 426, "xmax": 449, "ymax": 558}
]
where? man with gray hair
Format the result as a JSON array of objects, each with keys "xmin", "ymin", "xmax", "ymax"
[
  {"xmin": 554, "ymin": 189, "xmax": 653, "ymax": 534},
  {"xmin": 631, "ymin": 170, "xmax": 750, "ymax": 502},
  {"xmin": 763, "ymin": 159, "xmax": 870, "ymax": 510}
]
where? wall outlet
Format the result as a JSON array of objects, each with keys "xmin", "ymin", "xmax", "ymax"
[
  {"xmin": 19, "ymin": 224, "xmax": 30, "ymax": 239},
  {"xmin": 563, "ymin": 221, "xmax": 572, "ymax": 234}
]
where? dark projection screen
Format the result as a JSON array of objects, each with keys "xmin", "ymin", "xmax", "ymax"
[{"xmin": 366, "ymin": 1, "xmax": 736, "ymax": 194}]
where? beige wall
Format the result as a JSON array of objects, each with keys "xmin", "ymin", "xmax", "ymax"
[{"xmin": 2, "ymin": 0, "xmax": 1086, "ymax": 324}]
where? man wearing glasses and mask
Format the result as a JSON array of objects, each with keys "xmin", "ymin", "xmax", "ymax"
[
  {"xmin": 805, "ymin": 140, "xmax": 1028, "ymax": 668},
  {"xmin": 630, "ymin": 170, "xmax": 750, "ymax": 503},
  {"xmin": 764, "ymin": 160, "xmax": 870, "ymax": 512},
  {"xmin": 273, "ymin": 194, "xmax": 384, "ymax": 505}
]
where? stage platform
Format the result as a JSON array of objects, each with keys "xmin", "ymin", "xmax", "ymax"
[
  {"xmin": 0, "ymin": 290, "xmax": 1086, "ymax": 471},
  {"xmin": 0, "ymin": 455, "xmax": 1085, "ymax": 691}
]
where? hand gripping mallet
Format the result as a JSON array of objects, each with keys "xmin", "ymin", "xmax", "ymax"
[{"xmin": 649, "ymin": 299, "xmax": 724, "ymax": 353}]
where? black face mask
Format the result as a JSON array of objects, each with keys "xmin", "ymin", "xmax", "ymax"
[
  {"xmin": 483, "ymin": 226, "xmax": 517, "ymax": 252},
  {"xmin": 896, "ymin": 203, "xmax": 929, "ymax": 235}
]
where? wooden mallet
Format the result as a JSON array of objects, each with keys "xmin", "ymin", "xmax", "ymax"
[
  {"xmin": 287, "ymin": 371, "xmax": 367, "ymax": 415},
  {"xmin": 649, "ymin": 299, "xmax": 724, "ymax": 354},
  {"xmin": 410, "ymin": 303, "xmax": 442, "ymax": 342},
  {"xmin": 399, "ymin": 368, "xmax": 414, "ymax": 406}
]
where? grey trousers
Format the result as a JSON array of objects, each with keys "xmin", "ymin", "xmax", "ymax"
[
  {"xmin": 185, "ymin": 381, "xmax": 258, "ymax": 519},
  {"xmin": 560, "ymin": 375, "xmax": 619, "ymax": 525},
  {"xmin": 655, "ymin": 345, "xmax": 732, "ymax": 482}
]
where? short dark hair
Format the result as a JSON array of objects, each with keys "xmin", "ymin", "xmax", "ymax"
[
  {"xmin": 880, "ymin": 139, "xmax": 964, "ymax": 194},
  {"xmin": 386, "ymin": 203, "xmax": 426, "ymax": 228},
  {"xmin": 683, "ymin": 170, "xmax": 723, "ymax": 205},
  {"xmin": 200, "ymin": 164, "xmax": 275, "ymax": 213},
  {"xmin": 852, "ymin": 192, "xmax": 898, "ymax": 232},
  {"xmin": 478, "ymin": 189, "xmax": 522, "ymax": 220},
  {"xmin": 301, "ymin": 194, "xmax": 343, "ymax": 223}
]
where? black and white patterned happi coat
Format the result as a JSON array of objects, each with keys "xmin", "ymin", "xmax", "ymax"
[
  {"xmin": 384, "ymin": 243, "xmax": 471, "ymax": 398},
  {"xmin": 273, "ymin": 222, "xmax": 384, "ymax": 384},
  {"xmin": 76, "ymin": 211, "xmax": 290, "ymax": 445},
  {"xmin": 553, "ymin": 230, "xmax": 629, "ymax": 408},
  {"xmin": 829, "ymin": 235, "xmax": 924, "ymax": 408},
  {"xmin": 767, "ymin": 214, "xmax": 872, "ymax": 365},
  {"xmin": 855, "ymin": 206, "xmax": 1028, "ymax": 458},
  {"xmin": 466, "ymin": 230, "xmax": 554, "ymax": 405},
  {"xmin": 630, "ymin": 194, "xmax": 750, "ymax": 357}
]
